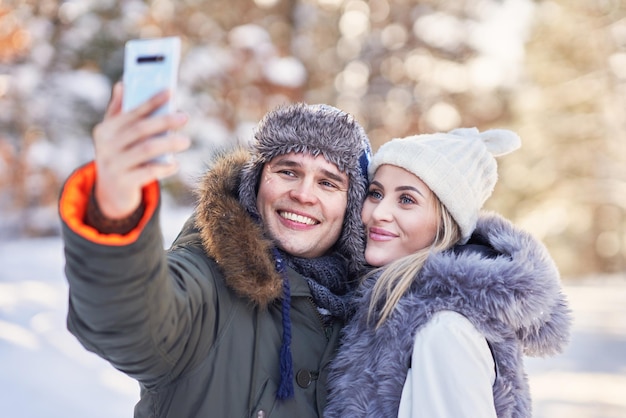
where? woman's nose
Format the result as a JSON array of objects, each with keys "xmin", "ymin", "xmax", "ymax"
[{"xmin": 370, "ymin": 199, "xmax": 393, "ymax": 221}]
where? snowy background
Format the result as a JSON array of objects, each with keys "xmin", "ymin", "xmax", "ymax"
[
  {"xmin": 1, "ymin": 2, "xmax": 625, "ymax": 416},
  {"xmin": 1, "ymin": 204, "xmax": 625, "ymax": 418}
]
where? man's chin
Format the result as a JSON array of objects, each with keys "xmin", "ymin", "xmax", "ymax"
[{"xmin": 276, "ymin": 241, "xmax": 323, "ymax": 259}]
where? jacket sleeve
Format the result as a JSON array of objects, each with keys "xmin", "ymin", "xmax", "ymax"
[
  {"xmin": 398, "ymin": 311, "xmax": 498, "ymax": 418},
  {"xmin": 59, "ymin": 162, "xmax": 218, "ymax": 389}
]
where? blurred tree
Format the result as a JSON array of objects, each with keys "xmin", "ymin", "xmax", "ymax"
[
  {"xmin": 491, "ymin": 0, "xmax": 626, "ymax": 276},
  {"xmin": 0, "ymin": 0, "xmax": 623, "ymax": 278}
]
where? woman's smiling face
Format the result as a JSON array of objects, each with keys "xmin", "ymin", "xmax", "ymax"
[{"xmin": 362, "ymin": 164, "xmax": 439, "ymax": 267}]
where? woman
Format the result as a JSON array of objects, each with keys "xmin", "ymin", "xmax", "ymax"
[{"xmin": 325, "ymin": 128, "xmax": 572, "ymax": 417}]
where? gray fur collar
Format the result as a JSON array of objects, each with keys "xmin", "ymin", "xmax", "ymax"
[
  {"xmin": 194, "ymin": 148, "xmax": 283, "ymax": 308},
  {"xmin": 415, "ymin": 211, "xmax": 571, "ymax": 356}
]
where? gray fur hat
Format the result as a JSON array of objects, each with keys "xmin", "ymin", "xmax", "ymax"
[{"xmin": 238, "ymin": 103, "xmax": 372, "ymax": 277}]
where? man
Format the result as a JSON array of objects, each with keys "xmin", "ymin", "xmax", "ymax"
[{"xmin": 58, "ymin": 83, "xmax": 372, "ymax": 417}]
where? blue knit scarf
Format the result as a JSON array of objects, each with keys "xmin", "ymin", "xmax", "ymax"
[{"xmin": 273, "ymin": 248, "xmax": 354, "ymax": 400}]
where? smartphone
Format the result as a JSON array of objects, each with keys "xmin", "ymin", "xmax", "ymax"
[{"xmin": 122, "ymin": 36, "xmax": 181, "ymax": 162}]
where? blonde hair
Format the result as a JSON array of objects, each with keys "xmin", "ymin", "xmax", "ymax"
[{"xmin": 366, "ymin": 197, "xmax": 462, "ymax": 329}]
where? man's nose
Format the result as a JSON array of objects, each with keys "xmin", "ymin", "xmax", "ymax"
[{"xmin": 289, "ymin": 178, "xmax": 318, "ymax": 204}]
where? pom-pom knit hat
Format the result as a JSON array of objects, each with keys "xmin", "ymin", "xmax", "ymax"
[
  {"xmin": 369, "ymin": 127, "xmax": 521, "ymax": 243},
  {"xmin": 238, "ymin": 103, "xmax": 372, "ymax": 400}
]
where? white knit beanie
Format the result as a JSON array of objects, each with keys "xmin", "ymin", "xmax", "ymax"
[{"xmin": 369, "ymin": 127, "xmax": 521, "ymax": 243}]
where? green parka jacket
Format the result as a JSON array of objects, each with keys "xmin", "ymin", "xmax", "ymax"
[{"xmin": 60, "ymin": 149, "xmax": 344, "ymax": 418}]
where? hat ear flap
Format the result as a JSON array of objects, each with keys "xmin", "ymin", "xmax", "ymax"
[{"xmin": 480, "ymin": 129, "xmax": 521, "ymax": 157}]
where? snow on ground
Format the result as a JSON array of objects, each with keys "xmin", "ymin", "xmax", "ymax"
[
  {"xmin": 526, "ymin": 276, "xmax": 626, "ymax": 418},
  {"xmin": 0, "ymin": 205, "xmax": 192, "ymax": 418},
  {"xmin": 0, "ymin": 205, "xmax": 625, "ymax": 418}
]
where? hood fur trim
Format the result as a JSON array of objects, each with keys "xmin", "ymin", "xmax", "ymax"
[
  {"xmin": 419, "ymin": 211, "xmax": 572, "ymax": 356},
  {"xmin": 195, "ymin": 148, "xmax": 282, "ymax": 308}
]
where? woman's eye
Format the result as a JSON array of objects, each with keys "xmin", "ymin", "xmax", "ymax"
[
  {"xmin": 367, "ymin": 190, "xmax": 382, "ymax": 199},
  {"xmin": 400, "ymin": 195, "xmax": 416, "ymax": 205}
]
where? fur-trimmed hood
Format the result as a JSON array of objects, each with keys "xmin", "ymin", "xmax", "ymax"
[
  {"xmin": 415, "ymin": 211, "xmax": 571, "ymax": 356},
  {"xmin": 194, "ymin": 148, "xmax": 283, "ymax": 308}
]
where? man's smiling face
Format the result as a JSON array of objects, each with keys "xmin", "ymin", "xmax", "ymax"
[{"xmin": 256, "ymin": 152, "xmax": 349, "ymax": 258}]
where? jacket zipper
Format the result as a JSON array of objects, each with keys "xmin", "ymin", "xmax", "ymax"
[{"xmin": 307, "ymin": 296, "xmax": 332, "ymax": 340}]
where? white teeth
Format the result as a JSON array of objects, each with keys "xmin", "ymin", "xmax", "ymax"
[{"xmin": 280, "ymin": 211, "xmax": 317, "ymax": 225}]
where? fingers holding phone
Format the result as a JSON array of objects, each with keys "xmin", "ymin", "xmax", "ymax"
[
  {"xmin": 93, "ymin": 86, "xmax": 190, "ymax": 219},
  {"xmin": 91, "ymin": 37, "xmax": 190, "ymax": 219}
]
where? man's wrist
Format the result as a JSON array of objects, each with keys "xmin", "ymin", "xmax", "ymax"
[{"xmin": 85, "ymin": 188, "xmax": 145, "ymax": 235}]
